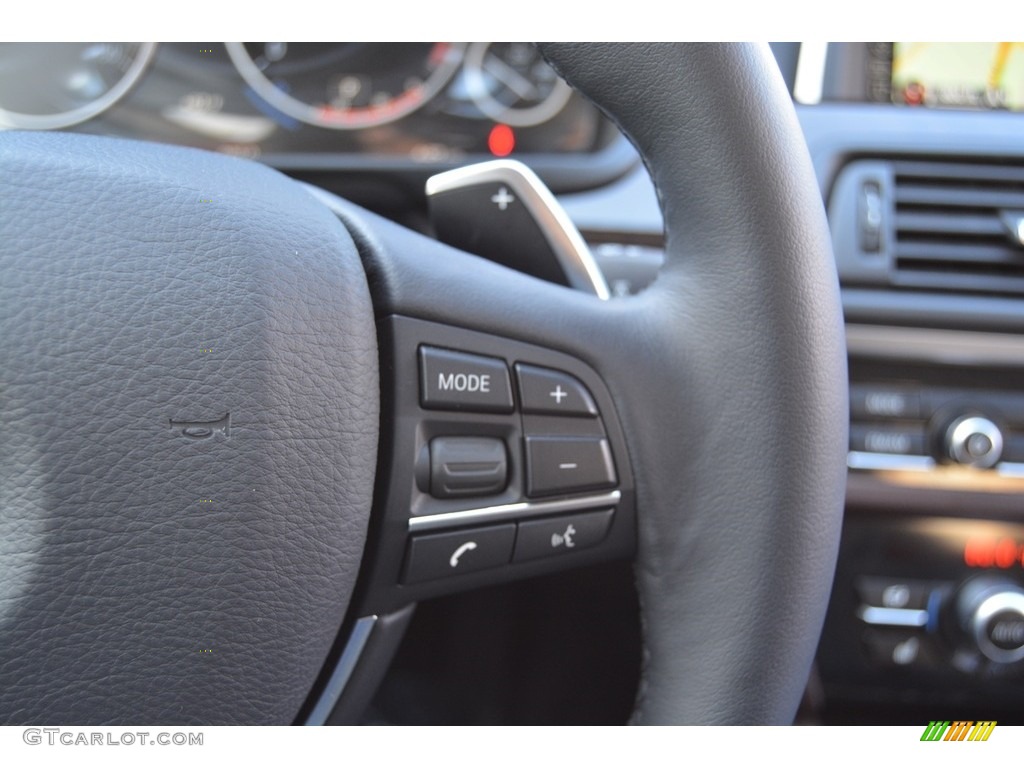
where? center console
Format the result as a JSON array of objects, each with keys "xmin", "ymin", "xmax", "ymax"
[{"xmin": 823, "ymin": 344, "xmax": 1024, "ymax": 717}]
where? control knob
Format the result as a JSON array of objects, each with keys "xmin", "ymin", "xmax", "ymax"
[
  {"xmin": 945, "ymin": 415, "xmax": 1003, "ymax": 468},
  {"xmin": 954, "ymin": 577, "xmax": 1024, "ymax": 664}
]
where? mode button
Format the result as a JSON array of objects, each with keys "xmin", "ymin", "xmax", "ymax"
[{"xmin": 419, "ymin": 346, "xmax": 514, "ymax": 413}]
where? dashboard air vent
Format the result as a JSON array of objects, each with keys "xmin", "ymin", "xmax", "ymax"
[
  {"xmin": 891, "ymin": 160, "xmax": 1024, "ymax": 294},
  {"xmin": 829, "ymin": 158, "xmax": 1024, "ymax": 296}
]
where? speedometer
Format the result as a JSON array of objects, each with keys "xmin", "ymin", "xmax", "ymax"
[
  {"xmin": 225, "ymin": 42, "xmax": 465, "ymax": 130},
  {"xmin": 0, "ymin": 43, "xmax": 156, "ymax": 130}
]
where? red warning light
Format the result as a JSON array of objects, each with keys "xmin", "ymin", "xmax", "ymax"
[{"xmin": 488, "ymin": 124, "xmax": 515, "ymax": 157}]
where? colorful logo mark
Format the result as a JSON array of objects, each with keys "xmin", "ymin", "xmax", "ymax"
[{"xmin": 920, "ymin": 721, "xmax": 996, "ymax": 742}]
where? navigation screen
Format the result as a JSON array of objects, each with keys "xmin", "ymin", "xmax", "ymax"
[{"xmin": 884, "ymin": 42, "xmax": 1024, "ymax": 110}]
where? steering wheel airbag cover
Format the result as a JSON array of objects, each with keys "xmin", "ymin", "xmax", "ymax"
[{"xmin": 0, "ymin": 132, "xmax": 378, "ymax": 724}]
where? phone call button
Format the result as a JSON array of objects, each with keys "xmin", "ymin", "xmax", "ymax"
[{"xmin": 402, "ymin": 524, "xmax": 516, "ymax": 584}]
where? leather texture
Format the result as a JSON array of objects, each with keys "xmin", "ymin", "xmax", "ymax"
[
  {"xmin": 335, "ymin": 43, "xmax": 848, "ymax": 723},
  {"xmin": 0, "ymin": 132, "xmax": 378, "ymax": 724}
]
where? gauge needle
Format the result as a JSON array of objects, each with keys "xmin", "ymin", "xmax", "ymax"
[{"xmin": 484, "ymin": 54, "xmax": 538, "ymax": 100}]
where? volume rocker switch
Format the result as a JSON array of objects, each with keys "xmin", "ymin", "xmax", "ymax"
[{"xmin": 429, "ymin": 437, "xmax": 508, "ymax": 499}]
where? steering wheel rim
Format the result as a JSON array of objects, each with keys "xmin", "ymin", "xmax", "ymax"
[
  {"xmin": 540, "ymin": 42, "xmax": 849, "ymax": 723},
  {"xmin": 0, "ymin": 42, "xmax": 846, "ymax": 725}
]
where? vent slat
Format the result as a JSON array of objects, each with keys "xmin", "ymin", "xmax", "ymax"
[
  {"xmin": 894, "ymin": 184, "xmax": 1024, "ymax": 210},
  {"xmin": 893, "ymin": 160, "xmax": 1024, "ymax": 185},
  {"xmin": 895, "ymin": 241, "xmax": 1021, "ymax": 265},
  {"xmin": 889, "ymin": 159, "xmax": 1024, "ymax": 295},
  {"xmin": 891, "ymin": 271, "xmax": 1024, "ymax": 293},
  {"xmin": 894, "ymin": 212, "xmax": 1005, "ymax": 237}
]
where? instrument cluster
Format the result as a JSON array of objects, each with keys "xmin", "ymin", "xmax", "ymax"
[{"xmin": 0, "ymin": 43, "xmax": 617, "ymax": 167}]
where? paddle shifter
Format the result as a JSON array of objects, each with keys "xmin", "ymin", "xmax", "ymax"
[{"xmin": 426, "ymin": 159, "xmax": 610, "ymax": 298}]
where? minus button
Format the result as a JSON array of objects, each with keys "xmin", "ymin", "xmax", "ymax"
[{"xmin": 525, "ymin": 436, "xmax": 617, "ymax": 497}]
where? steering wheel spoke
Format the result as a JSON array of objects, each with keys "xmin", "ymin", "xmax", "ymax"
[{"xmin": 309, "ymin": 186, "xmax": 639, "ymax": 611}]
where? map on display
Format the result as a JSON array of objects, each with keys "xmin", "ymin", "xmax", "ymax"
[{"xmin": 891, "ymin": 42, "xmax": 1024, "ymax": 110}]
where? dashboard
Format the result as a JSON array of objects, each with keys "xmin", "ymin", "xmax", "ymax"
[{"xmin": 6, "ymin": 41, "xmax": 1024, "ymax": 725}]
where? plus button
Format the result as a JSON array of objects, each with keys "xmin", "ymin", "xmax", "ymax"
[
  {"xmin": 549, "ymin": 385, "xmax": 567, "ymax": 404},
  {"xmin": 490, "ymin": 186, "xmax": 515, "ymax": 211}
]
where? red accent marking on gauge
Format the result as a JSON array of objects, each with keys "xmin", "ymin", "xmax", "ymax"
[
  {"xmin": 317, "ymin": 105, "xmax": 354, "ymax": 125},
  {"xmin": 370, "ymin": 87, "xmax": 424, "ymax": 114},
  {"xmin": 488, "ymin": 124, "xmax": 515, "ymax": 157},
  {"xmin": 317, "ymin": 86, "xmax": 425, "ymax": 127},
  {"xmin": 428, "ymin": 43, "xmax": 450, "ymax": 66}
]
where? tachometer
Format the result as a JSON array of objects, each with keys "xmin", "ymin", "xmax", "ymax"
[
  {"xmin": 0, "ymin": 43, "xmax": 156, "ymax": 130},
  {"xmin": 225, "ymin": 43, "xmax": 465, "ymax": 130}
]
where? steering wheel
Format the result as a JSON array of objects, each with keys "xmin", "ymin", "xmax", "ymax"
[{"xmin": 0, "ymin": 43, "xmax": 846, "ymax": 725}]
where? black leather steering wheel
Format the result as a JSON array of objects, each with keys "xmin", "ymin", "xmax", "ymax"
[{"xmin": 0, "ymin": 42, "xmax": 846, "ymax": 725}]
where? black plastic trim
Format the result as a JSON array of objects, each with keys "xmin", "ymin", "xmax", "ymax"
[{"xmin": 322, "ymin": 606, "xmax": 416, "ymax": 725}]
